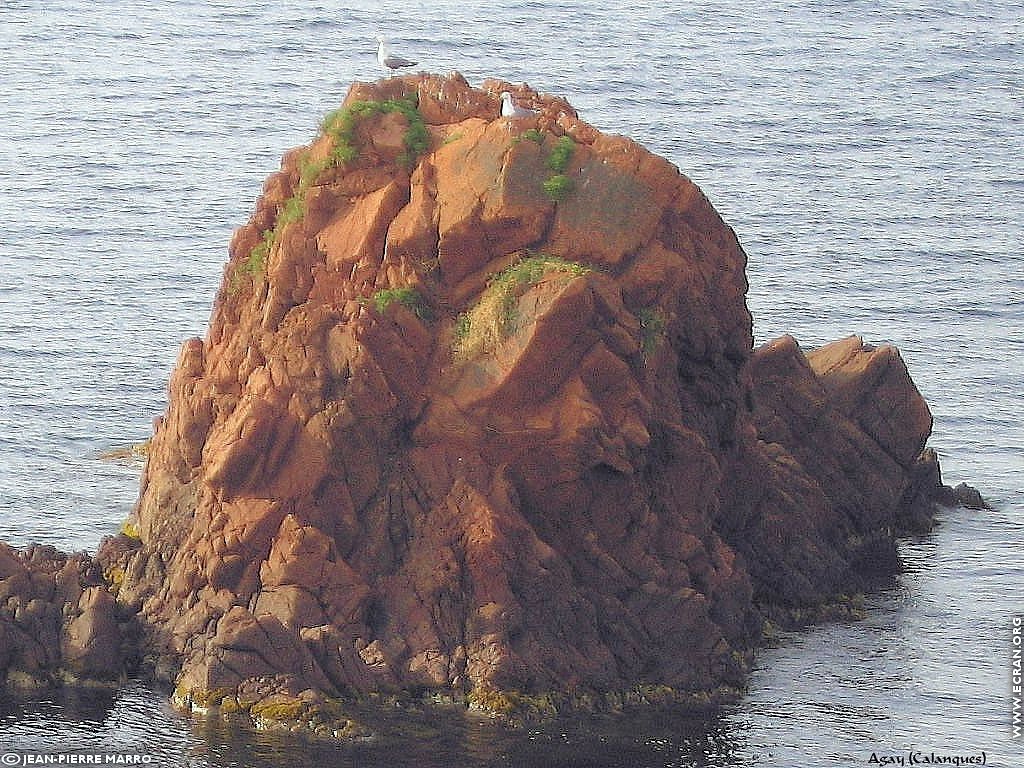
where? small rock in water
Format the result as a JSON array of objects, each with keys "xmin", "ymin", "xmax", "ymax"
[{"xmin": 952, "ymin": 482, "xmax": 990, "ymax": 510}]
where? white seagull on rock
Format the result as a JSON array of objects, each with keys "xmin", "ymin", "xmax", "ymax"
[
  {"xmin": 376, "ymin": 36, "xmax": 418, "ymax": 75},
  {"xmin": 500, "ymin": 91, "xmax": 535, "ymax": 119}
]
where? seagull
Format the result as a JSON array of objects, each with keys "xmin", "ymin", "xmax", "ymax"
[
  {"xmin": 500, "ymin": 91, "xmax": 535, "ymax": 119},
  {"xmin": 376, "ymin": 36, "xmax": 418, "ymax": 75}
]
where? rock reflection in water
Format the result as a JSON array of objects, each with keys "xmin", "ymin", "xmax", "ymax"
[{"xmin": 1, "ymin": 685, "xmax": 744, "ymax": 768}]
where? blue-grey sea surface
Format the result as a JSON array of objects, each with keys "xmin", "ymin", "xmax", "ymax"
[{"xmin": 0, "ymin": 1, "xmax": 1020, "ymax": 765}]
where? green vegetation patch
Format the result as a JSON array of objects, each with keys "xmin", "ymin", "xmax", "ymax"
[
  {"xmin": 515, "ymin": 128, "xmax": 545, "ymax": 144},
  {"xmin": 452, "ymin": 255, "xmax": 591, "ymax": 361},
  {"xmin": 368, "ymin": 286, "xmax": 431, "ymax": 320},
  {"xmin": 298, "ymin": 153, "xmax": 331, "ymax": 192},
  {"xmin": 277, "ymin": 193, "xmax": 306, "ymax": 227},
  {"xmin": 248, "ymin": 230, "xmax": 273, "ymax": 273},
  {"xmin": 231, "ymin": 95, "xmax": 429, "ymax": 294},
  {"xmin": 546, "ymin": 135, "xmax": 575, "ymax": 172},
  {"xmin": 231, "ymin": 229, "xmax": 273, "ymax": 292},
  {"xmin": 542, "ymin": 135, "xmax": 577, "ymax": 201},
  {"xmin": 510, "ymin": 130, "xmax": 578, "ymax": 200},
  {"xmin": 542, "ymin": 173, "xmax": 574, "ymax": 202},
  {"xmin": 321, "ymin": 94, "xmax": 429, "ymax": 171}
]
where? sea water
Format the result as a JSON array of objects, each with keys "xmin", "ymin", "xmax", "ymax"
[{"xmin": 0, "ymin": 1, "xmax": 1020, "ymax": 765}]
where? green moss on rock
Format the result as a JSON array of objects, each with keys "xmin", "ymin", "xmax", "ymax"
[
  {"xmin": 452, "ymin": 254, "xmax": 591, "ymax": 361},
  {"xmin": 466, "ymin": 688, "xmax": 558, "ymax": 719}
]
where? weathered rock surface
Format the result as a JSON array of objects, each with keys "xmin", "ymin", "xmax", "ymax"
[
  {"xmin": 0, "ymin": 542, "xmax": 134, "ymax": 690},
  {"xmin": 1, "ymin": 73, "xmax": 970, "ymax": 731}
]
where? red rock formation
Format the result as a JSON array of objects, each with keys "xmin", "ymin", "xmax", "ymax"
[
  {"xmin": 92, "ymin": 73, "xmax": 949, "ymax": 728},
  {"xmin": 729, "ymin": 334, "xmax": 937, "ymax": 611},
  {"xmin": 0, "ymin": 542, "xmax": 131, "ymax": 689}
]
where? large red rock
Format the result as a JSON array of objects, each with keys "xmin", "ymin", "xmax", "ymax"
[{"xmin": 90, "ymin": 73, "xmax": 951, "ymax": 728}]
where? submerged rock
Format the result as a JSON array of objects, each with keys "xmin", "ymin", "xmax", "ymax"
[
  {"xmin": 0, "ymin": 74, "xmax": 967, "ymax": 731},
  {"xmin": 945, "ymin": 482, "xmax": 991, "ymax": 511}
]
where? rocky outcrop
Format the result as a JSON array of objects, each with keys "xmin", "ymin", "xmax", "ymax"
[
  {"xmin": 0, "ymin": 542, "xmax": 134, "ymax": 690},
  {"xmin": 1, "ymin": 73, "xmax": 971, "ymax": 732},
  {"xmin": 730, "ymin": 334, "xmax": 941, "ymax": 612}
]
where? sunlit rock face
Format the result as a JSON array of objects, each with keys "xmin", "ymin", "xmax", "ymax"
[{"xmin": 98, "ymin": 72, "xmax": 941, "ymax": 724}]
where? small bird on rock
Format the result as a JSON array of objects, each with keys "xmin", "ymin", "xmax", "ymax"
[
  {"xmin": 376, "ymin": 36, "xmax": 418, "ymax": 75},
  {"xmin": 500, "ymin": 91, "xmax": 535, "ymax": 118}
]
